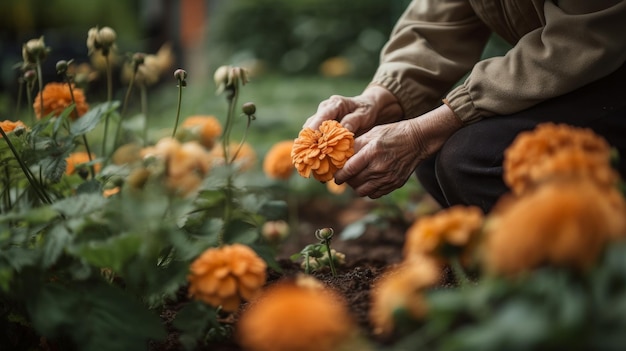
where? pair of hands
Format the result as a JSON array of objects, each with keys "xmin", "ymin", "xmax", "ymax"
[{"xmin": 303, "ymin": 85, "xmax": 462, "ymax": 199}]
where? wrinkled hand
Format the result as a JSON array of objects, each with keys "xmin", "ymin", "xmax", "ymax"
[
  {"xmin": 303, "ymin": 85, "xmax": 403, "ymax": 136},
  {"xmin": 334, "ymin": 105, "xmax": 463, "ymax": 199}
]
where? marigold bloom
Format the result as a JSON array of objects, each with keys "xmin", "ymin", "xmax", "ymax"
[
  {"xmin": 141, "ymin": 138, "xmax": 212, "ymax": 196},
  {"xmin": 33, "ymin": 82, "xmax": 89, "ymax": 119},
  {"xmin": 0, "ymin": 120, "xmax": 27, "ymax": 136},
  {"xmin": 237, "ymin": 279, "xmax": 358, "ymax": 351},
  {"xmin": 291, "ymin": 120, "xmax": 354, "ymax": 183},
  {"xmin": 504, "ymin": 123, "xmax": 617, "ymax": 195},
  {"xmin": 65, "ymin": 152, "xmax": 100, "ymax": 176},
  {"xmin": 370, "ymin": 258, "xmax": 441, "ymax": 336},
  {"xmin": 483, "ymin": 179, "xmax": 626, "ymax": 276},
  {"xmin": 188, "ymin": 244, "xmax": 267, "ymax": 312},
  {"xmin": 121, "ymin": 43, "xmax": 174, "ymax": 86},
  {"xmin": 263, "ymin": 140, "xmax": 295, "ymax": 180},
  {"xmin": 211, "ymin": 142, "xmax": 257, "ymax": 171},
  {"xmin": 403, "ymin": 205, "xmax": 484, "ymax": 262},
  {"xmin": 103, "ymin": 187, "xmax": 120, "ymax": 198},
  {"xmin": 180, "ymin": 115, "xmax": 223, "ymax": 149}
]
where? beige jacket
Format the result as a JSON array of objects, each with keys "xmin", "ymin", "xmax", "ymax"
[{"xmin": 371, "ymin": 0, "xmax": 626, "ymax": 124}]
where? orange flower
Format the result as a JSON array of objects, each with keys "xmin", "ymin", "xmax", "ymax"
[
  {"xmin": 188, "ymin": 244, "xmax": 267, "ymax": 312},
  {"xmin": 0, "ymin": 120, "xmax": 27, "ymax": 136},
  {"xmin": 369, "ymin": 258, "xmax": 441, "ymax": 336},
  {"xmin": 210, "ymin": 142, "xmax": 257, "ymax": 171},
  {"xmin": 326, "ymin": 179, "xmax": 347, "ymax": 194},
  {"xmin": 103, "ymin": 187, "xmax": 120, "ymax": 198},
  {"xmin": 291, "ymin": 120, "xmax": 354, "ymax": 183},
  {"xmin": 141, "ymin": 138, "xmax": 212, "ymax": 196},
  {"xmin": 237, "ymin": 278, "xmax": 359, "ymax": 351},
  {"xmin": 403, "ymin": 205, "xmax": 484, "ymax": 262},
  {"xmin": 504, "ymin": 123, "xmax": 617, "ymax": 195},
  {"xmin": 483, "ymin": 179, "xmax": 626, "ymax": 276},
  {"xmin": 263, "ymin": 140, "xmax": 295, "ymax": 180},
  {"xmin": 180, "ymin": 115, "xmax": 223, "ymax": 149},
  {"xmin": 33, "ymin": 82, "xmax": 89, "ymax": 119},
  {"xmin": 65, "ymin": 152, "xmax": 100, "ymax": 176}
]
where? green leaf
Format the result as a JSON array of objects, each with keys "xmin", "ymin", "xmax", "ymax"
[
  {"xmin": 52, "ymin": 193, "xmax": 107, "ymax": 217},
  {"xmin": 258, "ymin": 200, "xmax": 288, "ymax": 221},
  {"xmin": 40, "ymin": 156, "xmax": 68, "ymax": 183},
  {"xmin": 42, "ymin": 224, "xmax": 72, "ymax": 268},
  {"xmin": 70, "ymin": 101, "xmax": 120, "ymax": 136},
  {"xmin": 76, "ymin": 179, "xmax": 102, "ymax": 194},
  {"xmin": 339, "ymin": 213, "xmax": 378, "ymax": 240},
  {"xmin": 173, "ymin": 301, "xmax": 218, "ymax": 351},
  {"xmin": 70, "ymin": 232, "xmax": 142, "ymax": 272},
  {"xmin": 224, "ymin": 219, "xmax": 258, "ymax": 245}
]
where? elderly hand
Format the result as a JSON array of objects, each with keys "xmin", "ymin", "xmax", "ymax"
[
  {"xmin": 303, "ymin": 85, "xmax": 403, "ymax": 136},
  {"xmin": 334, "ymin": 104, "xmax": 463, "ymax": 199}
]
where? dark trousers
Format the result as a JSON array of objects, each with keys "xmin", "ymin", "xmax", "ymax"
[{"xmin": 416, "ymin": 63, "xmax": 626, "ymax": 213}]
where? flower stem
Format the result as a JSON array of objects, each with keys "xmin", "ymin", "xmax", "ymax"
[
  {"xmin": 65, "ymin": 77, "xmax": 95, "ymax": 179},
  {"xmin": 102, "ymin": 55, "xmax": 113, "ymax": 155},
  {"xmin": 171, "ymin": 81, "xmax": 183, "ymax": 138},
  {"xmin": 323, "ymin": 239, "xmax": 337, "ymax": 277},
  {"xmin": 140, "ymin": 84, "xmax": 149, "ymax": 144},
  {"xmin": 35, "ymin": 58, "xmax": 44, "ymax": 120},
  {"xmin": 115, "ymin": 69, "xmax": 136, "ymax": 150},
  {"xmin": 26, "ymin": 82, "xmax": 35, "ymax": 123},
  {"xmin": 221, "ymin": 88, "xmax": 239, "ymax": 164},
  {"xmin": 230, "ymin": 114, "xmax": 251, "ymax": 163},
  {"xmin": 15, "ymin": 78, "xmax": 24, "ymax": 121},
  {"xmin": 0, "ymin": 128, "xmax": 51, "ymax": 205}
]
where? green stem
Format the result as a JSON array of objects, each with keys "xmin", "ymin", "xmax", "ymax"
[
  {"xmin": 114, "ymin": 69, "xmax": 136, "ymax": 150},
  {"xmin": 26, "ymin": 83, "xmax": 35, "ymax": 123},
  {"xmin": 230, "ymin": 114, "xmax": 251, "ymax": 163},
  {"xmin": 3, "ymin": 166, "xmax": 11, "ymax": 211},
  {"xmin": 0, "ymin": 128, "xmax": 50, "ymax": 205},
  {"xmin": 102, "ymin": 55, "xmax": 113, "ymax": 155},
  {"xmin": 36, "ymin": 58, "xmax": 44, "ymax": 119},
  {"xmin": 140, "ymin": 84, "xmax": 149, "ymax": 144},
  {"xmin": 323, "ymin": 239, "xmax": 337, "ymax": 277},
  {"xmin": 221, "ymin": 88, "xmax": 239, "ymax": 164},
  {"xmin": 65, "ymin": 78, "xmax": 95, "ymax": 179},
  {"xmin": 15, "ymin": 79, "xmax": 24, "ymax": 121},
  {"xmin": 171, "ymin": 81, "xmax": 183, "ymax": 138}
]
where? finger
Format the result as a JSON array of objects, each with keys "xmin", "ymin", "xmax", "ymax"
[
  {"xmin": 334, "ymin": 148, "xmax": 370, "ymax": 185},
  {"xmin": 302, "ymin": 95, "xmax": 350, "ymax": 130}
]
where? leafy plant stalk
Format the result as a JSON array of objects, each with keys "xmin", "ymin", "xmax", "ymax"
[{"xmin": 102, "ymin": 54, "xmax": 114, "ymax": 154}]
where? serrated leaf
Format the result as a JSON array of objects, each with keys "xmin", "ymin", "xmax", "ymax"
[
  {"xmin": 70, "ymin": 101, "xmax": 120, "ymax": 136},
  {"xmin": 52, "ymin": 193, "xmax": 106, "ymax": 217},
  {"xmin": 173, "ymin": 301, "xmax": 218, "ymax": 351},
  {"xmin": 76, "ymin": 179, "xmax": 102, "ymax": 194},
  {"xmin": 40, "ymin": 156, "xmax": 68, "ymax": 183},
  {"xmin": 70, "ymin": 233, "xmax": 142, "ymax": 272},
  {"xmin": 224, "ymin": 219, "xmax": 258, "ymax": 244},
  {"xmin": 42, "ymin": 224, "xmax": 72, "ymax": 268}
]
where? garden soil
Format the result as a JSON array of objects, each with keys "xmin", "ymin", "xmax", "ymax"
[{"xmin": 152, "ymin": 196, "xmax": 421, "ymax": 351}]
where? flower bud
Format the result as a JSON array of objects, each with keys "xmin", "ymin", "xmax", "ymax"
[
  {"xmin": 213, "ymin": 65, "xmax": 229, "ymax": 94},
  {"xmin": 315, "ymin": 227, "xmax": 335, "ymax": 241},
  {"xmin": 22, "ymin": 36, "xmax": 49, "ymax": 63},
  {"xmin": 174, "ymin": 68, "xmax": 187, "ymax": 81},
  {"xmin": 242, "ymin": 102, "xmax": 256, "ymax": 116},
  {"xmin": 56, "ymin": 60, "xmax": 69, "ymax": 75},
  {"xmin": 97, "ymin": 27, "xmax": 117, "ymax": 47},
  {"xmin": 262, "ymin": 220, "xmax": 290, "ymax": 243},
  {"xmin": 132, "ymin": 52, "xmax": 146, "ymax": 66},
  {"xmin": 23, "ymin": 70, "xmax": 37, "ymax": 85}
]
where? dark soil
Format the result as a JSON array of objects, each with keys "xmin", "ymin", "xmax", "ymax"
[{"xmin": 152, "ymin": 196, "xmax": 417, "ymax": 351}]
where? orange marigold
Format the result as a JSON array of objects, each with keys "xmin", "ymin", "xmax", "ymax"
[
  {"xmin": 263, "ymin": 140, "xmax": 295, "ymax": 180},
  {"xmin": 65, "ymin": 152, "xmax": 100, "ymax": 176},
  {"xmin": 0, "ymin": 120, "xmax": 27, "ymax": 136},
  {"xmin": 180, "ymin": 115, "xmax": 223, "ymax": 149},
  {"xmin": 291, "ymin": 120, "xmax": 354, "ymax": 183},
  {"xmin": 403, "ymin": 205, "xmax": 484, "ymax": 263},
  {"xmin": 141, "ymin": 138, "xmax": 212, "ymax": 196},
  {"xmin": 483, "ymin": 179, "xmax": 626, "ymax": 276},
  {"xmin": 188, "ymin": 244, "xmax": 267, "ymax": 312},
  {"xmin": 33, "ymin": 82, "xmax": 89, "ymax": 119},
  {"xmin": 237, "ymin": 279, "xmax": 360, "ymax": 351},
  {"xmin": 504, "ymin": 123, "xmax": 617, "ymax": 195},
  {"xmin": 369, "ymin": 258, "xmax": 441, "ymax": 336}
]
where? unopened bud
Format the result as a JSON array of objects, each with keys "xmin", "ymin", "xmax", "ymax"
[
  {"xmin": 97, "ymin": 27, "xmax": 117, "ymax": 47},
  {"xmin": 132, "ymin": 52, "xmax": 146, "ymax": 66},
  {"xmin": 174, "ymin": 68, "xmax": 187, "ymax": 81},
  {"xmin": 315, "ymin": 227, "xmax": 334, "ymax": 241},
  {"xmin": 262, "ymin": 220, "xmax": 289, "ymax": 243},
  {"xmin": 23, "ymin": 70, "xmax": 37, "ymax": 84},
  {"xmin": 22, "ymin": 36, "xmax": 49, "ymax": 63},
  {"xmin": 242, "ymin": 102, "xmax": 256, "ymax": 116},
  {"xmin": 56, "ymin": 60, "xmax": 69, "ymax": 75}
]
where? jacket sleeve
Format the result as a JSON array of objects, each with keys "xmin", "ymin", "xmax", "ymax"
[
  {"xmin": 446, "ymin": 0, "xmax": 626, "ymax": 124},
  {"xmin": 370, "ymin": 0, "xmax": 491, "ymax": 121}
]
